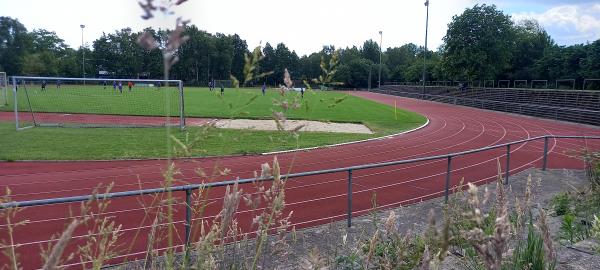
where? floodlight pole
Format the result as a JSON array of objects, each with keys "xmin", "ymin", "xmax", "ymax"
[
  {"xmin": 378, "ymin": 31, "xmax": 383, "ymax": 89},
  {"xmin": 422, "ymin": 0, "xmax": 430, "ymax": 98},
  {"xmin": 80, "ymin": 24, "xmax": 86, "ymax": 81}
]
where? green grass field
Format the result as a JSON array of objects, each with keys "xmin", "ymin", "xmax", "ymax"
[{"xmin": 1, "ymin": 86, "xmax": 426, "ymax": 160}]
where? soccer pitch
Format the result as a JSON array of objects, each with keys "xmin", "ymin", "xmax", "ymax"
[{"xmin": 1, "ymin": 86, "xmax": 427, "ymax": 160}]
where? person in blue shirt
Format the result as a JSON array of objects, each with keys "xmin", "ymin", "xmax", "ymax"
[
  {"xmin": 261, "ymin": 82, "xmax": 266, "ymax": 96},
  {"xmin": 113, "ymin": 81, "xmax": 117, "ymax": 92},
  {"xmin": 118, "ymin": 81, "xmax": 123, "ymax": 93}
]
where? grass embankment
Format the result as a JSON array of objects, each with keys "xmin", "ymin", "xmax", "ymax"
[{"xmin": 1, "ymin": 87, "xmax": 426, "ymax": 160}]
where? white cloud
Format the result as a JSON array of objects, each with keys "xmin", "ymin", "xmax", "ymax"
[{"xmin": 512, "ymin": 4, "xmax": 600, "ymax": 44}]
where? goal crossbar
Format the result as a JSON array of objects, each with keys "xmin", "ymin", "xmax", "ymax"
[{"xmin": 12, "ymin": 76, "xmax": 186, "ymax": 131}]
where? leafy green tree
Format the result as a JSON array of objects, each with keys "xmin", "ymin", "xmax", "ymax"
[
  {"xmin": 335, "ymin": 58, "xmax": 372, "ymax": 87},
  {"xmin": 58, "ymin": 48, "xmax": 82, "ymax": 77},
  {"xmin": 298, "ymin": 53, "xmax": 321, "ymax": 82},
  {"xmin": 385, "ymin": 43, "xmax": 418, "ymax": 81},
  {"xmin": 442, "ymin": 4, "xmax": 515, "ymax": 80},
  {"xmin": 339, "ymin": 46, "xmax": 362, "ymax": 65},
  {"xmin": 231, "ymin": 34, "xmax": 248, "ymax": 82},
  {"xmin": 92, "ymin": 28, "xmax": 145, "ymax": 78},
  {"xmin": 0, "ymin": 17, "xmax": 32, "ymax": 75},
  {"xmin": 361, "ymin": 39, "xmax": 380, "ymax": 64},
  {"xmin": 272, "ymin": 43, "xmax": 299, "ymax": 85},
  {"xmin": 30, "ymin": 29, "xmax": 68, "ymax": 54},
  {"xmin": 582, "ymin": 40, "xmax": 600, "ymax": 79},
  {"xmin": 212, "ymin": 33, "xmax": 233, "ymax": 80},
  {"xmin": 261, "ymin": 43, "xmax": 275, "ymax": 84},
  {"xmin": 533, "ymin": 44, "xmax": 586, "ymax": 82},
  {"xmin": 175, "ymin": 26, "xmax": 218, "ymax": 84},
  {"xmin": 507, "ymin": 19, "xmax": 554, "ymax": 80},
  {"xmin": 21, "ymin": 51, "xmax": 58, "ymax": 76}
]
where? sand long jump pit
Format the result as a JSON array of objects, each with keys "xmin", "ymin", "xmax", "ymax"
[{"xmin": 211, "ymin": 119, "xmax": 374, "ymax": 134}]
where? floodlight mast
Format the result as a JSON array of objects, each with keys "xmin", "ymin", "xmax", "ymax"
[
  {"xmin": 422, "ymin": 0, "xmax": 430, "ymax": 98},
  {"xmin": 378, "ymin": 30, "xmax": 383, "ymax": 89},
  {"xmin": 80, "ymin": 24, "xmax": 85, "ymax": 80}
]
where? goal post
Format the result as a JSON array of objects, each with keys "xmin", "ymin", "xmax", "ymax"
[
  {"xmin": 0, "ymin": 72, "xmax": 7, "ymax": 107},
  {"xmin": 12, "ymin": 76, "xmax": 185, "ymax": 130}
]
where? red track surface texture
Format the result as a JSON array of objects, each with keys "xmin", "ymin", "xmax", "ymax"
[{"xmin": 1, "ymin": 92, "xmax": 600, "ymax": 269}]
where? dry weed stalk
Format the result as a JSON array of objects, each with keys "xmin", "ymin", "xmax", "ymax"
[
  {"xmin": 137, "ymin": 0, "xmax": 190, "ymax": 80},
  {"xmin": 249, "ymin": 157, "xmax": 291, "ymax": 269},
  {"xmin": 42, "ymin": 219, "xmax": 81, "ymax": 270},
  {"xmin": 537, "ymin": 208, "xmax": 555, "ymax": 263},
  {"xmin": 310, "ymin": 50, "xmax": 342, "ymax": 88},
  {"xmin": 464, "ymin": 177, "xmax": 510, "ymax": 270},
  {"xmin": 300, "ymin": 247, "xmax": 329, "ymax": 270},
  {"xmin": 0, "ymin": 188, "xmax": 27, "ymax": 270},
  {"xmin": 230, "ymin": 45, "xmax": 273, "ymax": 88},
  {"xmin": 38, "ymin": 185, "xmax": 119, "ymax": 270}
]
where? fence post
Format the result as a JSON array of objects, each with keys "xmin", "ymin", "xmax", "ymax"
[
  {"xmin": 542, "ymin": 137, "xmax": 549, "ymax": 171},
  {"xmin": 505, "ymin": 144, "xmax": 511, "ymax": 184},
  {"xmin": 185, "ymin": 188, "xmax": 192, "ymax": 247},
  {"xmin": 444, "ymin": 156, "xmax": 453, "ymax": 203},
  {"xmin": 347, "ymin": 169, "xmax": 353, "ymax": 228}
]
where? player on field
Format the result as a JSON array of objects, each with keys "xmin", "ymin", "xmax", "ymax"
[
  {"xmin": 261, "ymin": 82, "xmax": 266, "ymax": 96},
  {"xmin": 113, "ymin": 81, "xmax": 117, "ymax": 92},
  {"xmin": 208, "ymin": 80, "xmax": 213, "ymax": 91},
  {"xmin": 56, "ymin": 80, "xmax": 61, "ymax": 89},
  {"xmin": 118, "ymin": 81, "xmax": 123, "ymax": 93},
  {"xmin": 220, "ymin": 84, "xmax": 224, "ymax": 95},
  {"xmin": 301, "ymin": 87, "xmax": 304, "ymax": 98},
  {"xmin": 103, "ymin": 80, "xmax": 107, "ymax": 89},
  {"xmin": 41, "ymin": 80, "xmax": 47, "ymax": 91},
  {"xmin": 128, "ymin": 81, "xmax": 133, "ymax": 91}
]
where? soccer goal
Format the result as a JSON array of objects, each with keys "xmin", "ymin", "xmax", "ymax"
[
  {"xmin": 12, "ymin": 76, "xmax": 186, "ymax": 130},
  {"xmin": 0, "ymin": 72, "xmax": 7, "ymax": 107}
]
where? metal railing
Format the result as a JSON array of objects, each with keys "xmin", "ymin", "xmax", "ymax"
[{"xmin": 2, "ymin": 135, "xmax": 600, "ymax": 251}]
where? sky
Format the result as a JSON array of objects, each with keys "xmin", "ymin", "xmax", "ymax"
[{"xmin": 1, "ymin": 0, "xmax": 599, "ymax": 56}]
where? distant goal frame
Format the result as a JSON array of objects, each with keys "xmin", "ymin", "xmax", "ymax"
[
  {"xmin": 12, "ymin": 76, "xmax": 186, "ymax": 131},
  {"xmin": 0, "ymin": 72, "xmax": 7, "ymax": 107}
]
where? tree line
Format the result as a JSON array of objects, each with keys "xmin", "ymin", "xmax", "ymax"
[{"xmin": 1, "ymin": 4, "xmax": 599, "ymax": 88}]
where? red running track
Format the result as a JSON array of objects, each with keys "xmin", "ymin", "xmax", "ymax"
[{"xmin": 1, "ymin": 92, "xmax": 600, "ymax": 269}]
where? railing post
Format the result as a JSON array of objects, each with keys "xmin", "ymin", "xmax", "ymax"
[
  {"xmin": 444, "ymin": 156, "xmax": 452, "ymax": 203},
  {"xmin": 542, "ymin": 137, "xmax": 549, "ymax": 171},
  {"xmin": 505, "ymin": 144, "xmax": 511, "ymax": 184},
  {"xmin": 185, "ymin": 188, "xmax": 192, "ymax": 247},
  {"xmin": 347, "ymin": 169, "xmax": 353, "ymax": 228}
]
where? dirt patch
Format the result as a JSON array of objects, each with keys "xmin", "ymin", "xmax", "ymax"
[{"xmin": 211, "ymin": 119, "xmax": 374, "ymax": 134}]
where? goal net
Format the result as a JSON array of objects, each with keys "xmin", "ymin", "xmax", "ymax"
[
  {"xmin": 12, "ymin": 77, "xmax": 186, "ymax": 130},
  {"xmin": 0, "ymin": 72, "xmax": 7, "ymax": 107}
]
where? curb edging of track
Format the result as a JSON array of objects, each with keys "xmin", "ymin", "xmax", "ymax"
[{"xmin": 261, "ymin": 117, "xmax": 431, "ymax": 156}]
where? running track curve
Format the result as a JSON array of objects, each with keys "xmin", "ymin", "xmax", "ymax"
[{"xmin": 1, "ymin": 92, "xmax": 600, "ymax": 269}]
